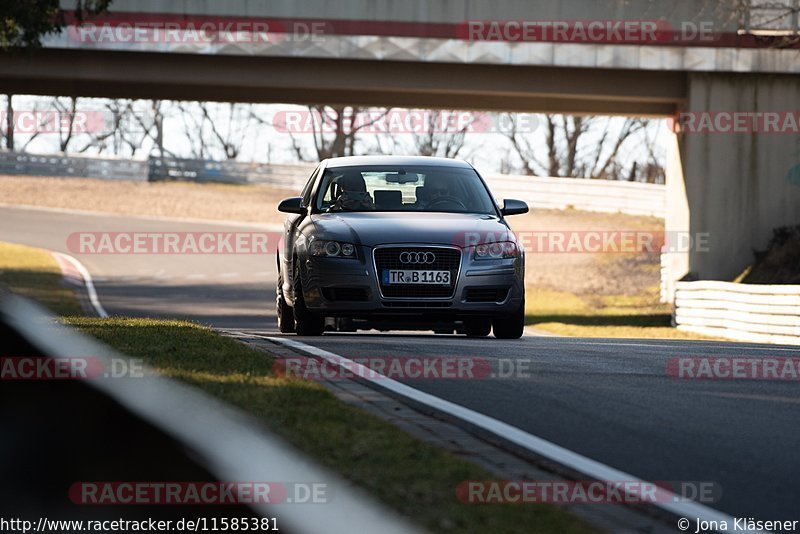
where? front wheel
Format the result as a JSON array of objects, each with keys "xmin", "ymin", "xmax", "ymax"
[
  {"xmin": 492, "ymin": 299, "xmax": 525, "ymax": 339},
  {"xmin": 293, "ymin": 265, "xmax": 325, "ymax": 336},
  {"xmin": 276, "ymin": 272, "xmax": 295, "ymax": 333},
  {"xmin": 464, "ymin": 318, "xmax": 492, "ymax": 337}
]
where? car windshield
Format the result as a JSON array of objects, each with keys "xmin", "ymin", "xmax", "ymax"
[{"xmin": 316, "ymin": 165, "xmax": 497, "ymax": 214}]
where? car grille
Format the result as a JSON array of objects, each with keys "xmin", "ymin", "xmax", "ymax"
[
  {"xmin": 374, "ymin": 246, "xmax": 461, "ymax": 298},
  {"xmin": 463, "ymin": 287, "xmax": 510, "ymax": 303}
]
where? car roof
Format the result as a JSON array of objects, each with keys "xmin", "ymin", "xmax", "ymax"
[{"xmin": 322, "ymin": 155, "xmax": 473, "ymax": 169}]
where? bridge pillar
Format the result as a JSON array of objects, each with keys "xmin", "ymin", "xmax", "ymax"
[{"xmin": 663, "ymin": 72, "xmax": 800, "ymax": 299}]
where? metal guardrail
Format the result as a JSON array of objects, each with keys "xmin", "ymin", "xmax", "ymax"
[
  {"xmin": 148, "ymin": 157, "xmax": 315, "ymax": 189},
  {"xmin": 673, "ymin": 280, "xmax": 800, "ymax": 345},
  {"xmin": 0, "ymin": 151, "xmax": 149, "ymax": 181},
  {"xmin": 0, "ymin": 151, "xmax": 316, "ymax": 187}
]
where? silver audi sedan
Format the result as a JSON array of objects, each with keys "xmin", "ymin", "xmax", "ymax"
[{"xmin": 276, "ymin": 155, "xmax": 528, "ymax": 338}]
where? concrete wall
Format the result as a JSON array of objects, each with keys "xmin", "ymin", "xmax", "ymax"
[{"xmin": 675, "ymin": 72, "xmax": 800, "ymax": 282}]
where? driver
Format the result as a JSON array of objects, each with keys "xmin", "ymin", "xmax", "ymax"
[
  {"xmin": 425, "ymin": 176, "xmax": 458, "ymax": 206},
  {"xmin": 329, "ymin": 171, "xmax": 374, "ymax": 211}
]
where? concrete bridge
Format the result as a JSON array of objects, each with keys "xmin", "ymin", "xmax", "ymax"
[{"xmin": 1, "ymin": 0, "xmax": 799, "ymax": 295}]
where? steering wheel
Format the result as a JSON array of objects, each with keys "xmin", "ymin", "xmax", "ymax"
[{"xmin": 425, "ymin": 196, "xmax": 466, "ymax": 210}]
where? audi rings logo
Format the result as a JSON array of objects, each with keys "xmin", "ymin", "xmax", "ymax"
[{"xmin": 399, "ymin": 251, "xmax": 436, "ymax": 264}]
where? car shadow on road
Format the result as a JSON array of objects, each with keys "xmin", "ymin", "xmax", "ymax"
[{"xmin": 525, "ymin": 313, "xmax": 672, "ymax": 327}]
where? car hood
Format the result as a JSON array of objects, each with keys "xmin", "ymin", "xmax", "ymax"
[{"xmin": 309, "ymin": 212, "xmax": 515, "ymax": 248}]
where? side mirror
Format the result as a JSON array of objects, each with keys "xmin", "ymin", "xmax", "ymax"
[
  {"xmin": 501, "ymin": 199, "xmax": 528, "ymax": 216},
  {"xmin": 278, "ymin": 197, "xmax": 306, "ymax": 215}
]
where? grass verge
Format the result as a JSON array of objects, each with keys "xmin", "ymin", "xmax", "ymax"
[
  {"xmin": 0, "ymin": 241, "xmax": 595, "ymax": 534},
  {"xmin": 526, "ymin": 288, "xmax": 723, "ymax": 340},
  {"xmin": 0, "ymin": 242, "xmax": 83, "ymax": 316}
]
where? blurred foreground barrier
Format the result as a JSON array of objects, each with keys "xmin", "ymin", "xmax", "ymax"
[
  {"xmin": 0, "ymin": 295, "xmax": 418, "ymax": 533},
  {"xmin": 673, "ymin": 280, "xmax": 800, "ymax": 345}
]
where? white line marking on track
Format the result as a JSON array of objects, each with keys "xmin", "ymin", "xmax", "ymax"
[
  {"xmin": 52, "ymin": 252, "xmax": 108, "ymax": 318},
  {"xmin": 264, "ymin": 335, "xmax": 764, "ymax": 533}
]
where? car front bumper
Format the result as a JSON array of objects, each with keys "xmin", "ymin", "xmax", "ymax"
[{"xmin": 298, "ymin": 245, "xmax": 524, "ymax": 319}]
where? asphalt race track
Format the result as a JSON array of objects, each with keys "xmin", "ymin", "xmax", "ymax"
[{"xmin": 3, "ymin": 205, "xmax": 799, "ymax": 523}]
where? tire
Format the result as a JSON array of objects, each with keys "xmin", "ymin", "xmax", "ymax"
[
  {"xmin": 464, "ymin": 318, "xmax": 492, "ymax": 337},
  {"xmin": 293, "ymin": 264, "xmax": 325, "ymax": 336},
  {"xmin": 433, "ymin": 328, "xmax": 454, "ymax": 335},
  {"xmin": 276, "ymin": 272, "xmax": 295, "ymax": 333},
  {"xmin": 492, "ymin": 299, "xmax": 525, "ymax": 339}
]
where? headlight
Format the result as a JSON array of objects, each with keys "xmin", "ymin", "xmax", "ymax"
[
  {"xmin": 473, "ymin": 241, "xmax": 517, "ymax": 260},
  {"xmin": 309, "ymin": 238, "xmax": 357, "ymax": 258}
]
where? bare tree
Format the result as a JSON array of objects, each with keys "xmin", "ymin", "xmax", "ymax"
[
  {"xmin": 51, "ymin": 96, "xmax": 79, "ymax": 153},
  {"xmin": 504, "ymin": 114, "xmax": 652, "ymax": 180},
  {"xmin": 200, "ymin": 102, "xmax": 254, "ymax": 160},
  {"xmin": 503, "ymin": 114, "xmax": 555, "ymax": 176},
  {"xmin": 367, "ymin": 109, "xmax": 478, "ymax": 160},
  {"xmin": 20, "ymin": 97, "xmax": 57, "ymax": 152},
  {"xmin": 279, "ymin": 106, "xmax": 390, "ymax": 161},
  {"xmin": 116, "ymin": 100, "xmax": 173, "ymax": 158},
  {"xmin": 412, "ymin": 110, "xmax": 475, "ymax": 159},
  {"xmin": 74, "ymin": 99, "xmax": 128, "ymax": 156},
  {"xmin": 176, "ymin": 102, "xmax": 255, "ymax": 160},
  {"xmin": 2, "ymin": 94, "xmax": 14, "ymax": 150}
]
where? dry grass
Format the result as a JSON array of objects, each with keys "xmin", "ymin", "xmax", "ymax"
[
  {"xmin": 0, "ymin": 241, "xmax": 83, "ymax": 316},
  {"xmin": 509, "ymin": 208, "xmax": 664, "ymax": 296},
  {"xmin": 0, "ymin": 175, "xmax": 296, "ymax": 225}
]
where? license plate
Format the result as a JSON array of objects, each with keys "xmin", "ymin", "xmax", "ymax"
[{"xmin": 383, "ymin": 269, "xmax": 451, "ymax": 285}]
